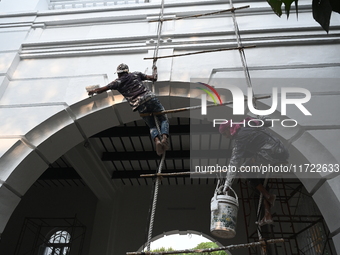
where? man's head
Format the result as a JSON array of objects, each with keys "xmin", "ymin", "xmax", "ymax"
[
  {"xmin": 219, "ymin": 122, "xmax": 231, "ymax": 138},
  {"xmin": 219, "ymin": 119, "xmax": 246, "ymax": 138},
  {"xmin": 116, "ymin": 63, "xmax": 129, "ymax": 77}
]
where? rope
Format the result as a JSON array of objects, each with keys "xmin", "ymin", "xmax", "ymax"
[
  {"xmin": 146, "ymin": 124, "xmax": 166, "ymax": 251},
  {"xmin": 226, "ymin": 2, "xmax": 268, "ymax": 250},
  {"xmin": 256, "ymin": 172, "xmax": 270, "ymax": 244},
  {"xmin": 210, "ymin": 0, "xmax": 258, "ymax": 197},
  {"xmin": 153, "ymin": 0, "xmax": 165, "ymax": 63},
  {"xmin": 145, "ymin": 0, "xmax": 165, "ymax": 252},
  {"xmin": 229, "ymin": 0, "xmax": 255, "ymax": 105}
]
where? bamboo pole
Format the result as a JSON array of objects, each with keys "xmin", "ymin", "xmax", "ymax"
[
  {"xmin": 141, "ymin": 172, "xmax": 191, "ymax": 178},
  {"xmin": 139, "ymin": 95, "xmax": 270, "ymax": 117},
  {"xmin": 148, "ymin": 5, "xmax": 250, "ymax": 22},
  {"xmin": 144, "ymin": 45, "xmax": 256, "ymax": 60},
  {"xmin": 141, "ymin": 162, "xmax": 288, "ymax": 178},
  {"xmin": 126, "ymin": 238, "xmax": 284, "ymax": 255}
]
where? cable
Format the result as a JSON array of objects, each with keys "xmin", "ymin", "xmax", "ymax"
[
  {"xmin": 226, "ymin": 1, "xmax": 268, "ymax": 249},
  {"xmin": 145, "ymin": 0, "xmax": 166, "ymax": 252}
]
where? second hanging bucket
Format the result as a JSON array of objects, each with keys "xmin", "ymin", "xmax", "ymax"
[{"xmin": 210, "ymin": 186, "xmax": 239, "ymax": 239}]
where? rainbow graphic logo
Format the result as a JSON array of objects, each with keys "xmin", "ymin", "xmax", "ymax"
[
  {"xmin": 196, "ymin": 82, "xmax": 223, "ymax": 115},
  {"xmin": 197, "ymin": 82, "xmax": 223, "ymax": 105}
]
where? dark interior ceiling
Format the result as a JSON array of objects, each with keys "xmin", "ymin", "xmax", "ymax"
[
  {"xmin": 36, "ymin": 117, "xmax": 232, "ymax": 187},
  {"xmin": 32, "ymin": 117, "xmax": 335, "ymax": 254}
]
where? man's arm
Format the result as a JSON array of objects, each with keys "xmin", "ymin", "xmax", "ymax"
[
  {"xmin": 145, "ymin": 65, "xmax": 157, "ymax": 82},
  {"xmin": 229, "ymin": 142, "xmax": 244, "ymax": 169},
  {"xmin": 88, "ymin": 85, "xmax": 111, "ymax": 96},
  {"xmin": 224, "ymin": 140, "xmax": 245, "ymax": 189}
]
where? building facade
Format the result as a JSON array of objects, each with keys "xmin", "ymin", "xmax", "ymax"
[{"xmin": 0, "ymin": 0, "xmax": 340, "ymax": 254}]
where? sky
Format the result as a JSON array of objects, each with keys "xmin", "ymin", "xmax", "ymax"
[{"xmin": 148, "ymin": 233, "xmax": 211, "ymax": 250}]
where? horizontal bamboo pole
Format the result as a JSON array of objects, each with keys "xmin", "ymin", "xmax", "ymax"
[
  {"xmin": 148, "ymin": 5, "xmax": 250, "ymax": 22},
  {"xmin": 127, "ymin": 238, "xmax": 284, "ymax": 255},
  {"xmin": 139, "ymin": 95, "xmax": 270, "ymax": 117},
  {"xmin": 144, "ymin": 45, "xmax": 256, "ymax": 60},
  {"xmin": 141, "ymin": 162, "xmax": 288, "ymax": 178},
  {"xmin": 141, "ymin": 172, "xmax": 192, "ymax": 178}
]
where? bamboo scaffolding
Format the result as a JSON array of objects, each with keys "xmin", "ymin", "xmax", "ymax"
[
  {"xmin": 144, "ymin": 45, "xmax": 256, "ymax": 60},
  {"xmin": 148, "ymin": 5, "xmax": 250, "ymax": 22},
  {"xmin": 140, "ymin": 162, "xmax": 288, "ymax": 178},
  {"xmin": 145, "ymin": 0, "xmax": 166, "ymax": 251},
  {"xmin": 139, "ymin": 95, "xmax": 270, "ymax": 117},
  {"xmin": 141, "ymin": 172, "xmax": 191, "ymax": 178},
  {"xmin": 127, "ymin": 238, "xmax": 284, "ymax": 255}
]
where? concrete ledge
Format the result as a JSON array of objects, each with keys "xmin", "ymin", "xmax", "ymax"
[
  {"xmin": 287, "ymin": 95, "xmax": 340, "ymax": 127},
  {"xmin": 0, "ymin": 106, "xmax": 65, "ymax": 136},
  {"xmin": 288, "ymin": 145, "xmax": 322, "ymax": 193},
  {"xmin": 69, "ymin": 91, "xmax": 116, "ymax": 119},
  {"xmin": 77, "ymin": 106, "xmax": 120, "ymax": 138},
  {"xmin": 0, "ymin": 138, "xmax": 21, "ymax": 159},
  {"xmin": 36, "ymin": 123, "xmax": 84, "ymax": 163},
  {"xmin": 0, "ymin": 52, "xmax": 20, "ymax": 76},
  {"xmin": 286, "ymin": 129, "xmax": 340, "ymax": 193},
  {"xmin": 5, "ymin": 151, "xmax": 48, "ymax": 196},
  {"xmin": 292, "ymin": 131, "xmax": 339, "ymax": 179},
  {"xmin": 307, "ymin": 129, "xmax": 340, "ymax": 164},
  {"xmin": 169, "ymin": 81, "xmax": 190, "ymax": 97},
  {"xmin": 111, "ymin": 101, "xmax": 140, "ymax": 124},
  {"xmin": 0, "ymin": 140, "xmax": 33, "ymax": 182},
  {"xmin": 0, "ymin": 77, "xmax": 9, "ymax": 102},
  {"xmin": 0, "ymin": 31, "xmax": 28, "ymax": 51},
  {"xmin": 25, "ymin": 109, "xmax": 76, "ymax": 148},
  {"xmin": 313, "ymin": 175, "xmax": 340, "ymax": 234}
]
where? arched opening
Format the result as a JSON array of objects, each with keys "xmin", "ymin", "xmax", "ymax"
[
  {"xmin": 42, "ymin": 230, "xmax": 71, "ymax": 255},
  {"xmin": 0, "ymin": 85, "xmax": 338, "ymax": 254},
  {"xmin": 138, "ymin": 230, "xmax": 230, "ymax": 254}
]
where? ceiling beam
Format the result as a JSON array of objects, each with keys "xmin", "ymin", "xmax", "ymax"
[
  {"xmin": 92, "ymin": 124, "xmax": 217, "ymax": 138},
  {"xmin": 40, "ymin": 167, "xmax": 81, "ymax": 180},
  {"xmin": 101, "ymin": 149, "xmax": 231, "ymax": 161},
  {"xmin": 41, "ymin": 166, "xmax": 226, "ymax": 180},
  {"xmin": 111, "ymin": 169, "xmax": 191, "ymax": 179}
]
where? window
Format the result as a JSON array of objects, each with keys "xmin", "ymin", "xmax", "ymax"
[{"xmin": 44, "ymin": 230, "xmax": 71, "ymax": 255}]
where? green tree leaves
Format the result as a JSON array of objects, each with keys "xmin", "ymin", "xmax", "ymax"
[
  {"xmin": 267, "ymin": 0, "xmax": 286, "ymax": 16},
  {"xmin": 150, "ymin": 242, "xmax": 228, "ymax": 255},
  {"xmin": 192, "ymin": 242, "xmax": 228, "ymax": 255},
  {"xmin": 266, "ymin": 0, "xmax": 340, "ymax": 32}
]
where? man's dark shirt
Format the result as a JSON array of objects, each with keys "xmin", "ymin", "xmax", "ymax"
[
  {"xmin": 107, "ymin": 72, "xmax": 155, "ymax": 111},
  {"xmin": 229, "ymin": 126, "xmax": 288, "ymax": 168}
]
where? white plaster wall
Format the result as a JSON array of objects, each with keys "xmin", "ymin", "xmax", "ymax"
[
  {"xmin": 0, "ymin": 0, "xmax": 340, "ymax": 254},
  {"xmin": 313, "ymin": 175, "xmax": 340, "ymax": 234},
  {"xmin": 0, "ymin": 0, "xmax": 48, "ymax": 13}
]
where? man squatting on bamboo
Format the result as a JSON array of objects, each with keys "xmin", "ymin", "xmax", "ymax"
[
  {"xmin": 88, "ymin": 63, "xmax": 169, "ymax": 156},
  {"xmin": 219, "ymin": 117, "xmax": 289, "ymax": 226}
]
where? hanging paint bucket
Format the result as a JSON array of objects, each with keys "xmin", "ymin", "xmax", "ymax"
[{"xmin": 210, "ymin": 187, "xmax": 239, "ymax": 239}]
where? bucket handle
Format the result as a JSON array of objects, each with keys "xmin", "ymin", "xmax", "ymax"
[{"xmin": 214, "ymin": 185, "xmax": 239, "ymax": 206}]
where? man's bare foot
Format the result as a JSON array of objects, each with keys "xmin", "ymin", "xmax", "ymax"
[
  {"xmin": 154, "ymin": 137, "xmax": 164, "ymax": 156},
  {"xmin": 266, "ymin": 194, "xmax": 276, "ymax": 208},
  {"xmin": 258, "ymin": 217, "xmax": 274, "ymax": 227},
  {"xmin": 258, "ymin": 199, "xmax": 274, "ymax": 226}
]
